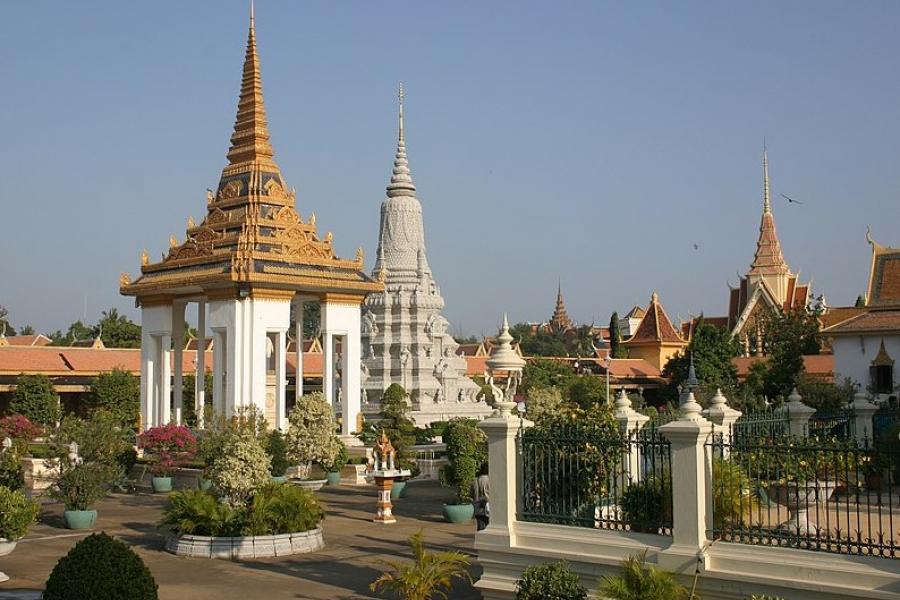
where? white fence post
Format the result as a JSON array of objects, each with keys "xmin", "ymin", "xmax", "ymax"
[
  {"xmin": 613, "ymin": 389, "xmax": 650, "ymax": 483},
  {"xmin": 477, "ymin": 411, "xmax": 533, "ymax": 549},
  {"xmin": 659, "ymin": 392, "xmax": 713, "ymax": 575},
  {"xmin": 779, "ymin": 388, "xmax": 814, "ymax": 437},
  {"xmin": 851, "ymin": 390, "xmax": 879, "ymax": 444},
  {"xmin": 703, "ymin": 388, "xmax": 741, "ymax": 456}
]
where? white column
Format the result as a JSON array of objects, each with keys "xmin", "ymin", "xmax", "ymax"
[
  {"xmin": 140, "ymin": 332, "xmax": 155, "ymax": 430},
  {"xmin": 275, "ymin": 329, "xmax": 287, "ymax": 430},
  {"xmin": 779, "ymin": 388, "xmax": 815, "ymax": 437},
  {"xmin": 851, "ymin": 390, "xmax": 879, "ymax": 444},
  {"xmin": 212, "ymin": 329, "xmax": 225, "ymax": 417},
  {"xmin": 659, "ymin": 393, "xmax": 713, "ymax": 575},
  {"xmin": 140, "ymin": 304, "xmax": 173, "ymax": 429},
  {"xmin": 323, "ymin": 330, "xmax": 334, "ymax": 409},
  {"xmin": 476, "ymin": 412, "xmax": 533, "ymax": 549},
  {"xmin": 159, "ymin": 332, "xmax": 172, "ymax": 425},
  {"xmin": 295, "ymin": 297, "xmax": 304, "ymax": 399},
  {"xmin": 342, "ymin": 327, "xmax": 362, "ymax": 437},
  {"xmin": 613, "ymin": 389, "xmax": 650, "ymax": 484},
  {"xmin": 195, "ymin": 301, "xmax": 206, "ymax": 427},
  {"xmin": 172, "ymin": 302, "xmax": 186, "ymax": 425}
]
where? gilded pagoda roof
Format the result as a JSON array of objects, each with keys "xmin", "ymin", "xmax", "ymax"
[{"xmin": 121, "ymin": 11, "xmax": 381, "ymax": 301}]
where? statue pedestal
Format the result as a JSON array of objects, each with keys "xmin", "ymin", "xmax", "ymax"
[{"xmin": 370, "ymin": 469, "xmax": 411, "ymax": 524}]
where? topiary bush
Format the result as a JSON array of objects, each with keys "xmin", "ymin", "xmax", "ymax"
[
  {"xmin": 516, "ymin": 561, "xmax": 587, "ymax": 600},
  {"xmin": 11, "ymin": 374, "xmax": 60, "ymax": 427},
  {"xmin": 0, "ymin": 486, "xmax": 40, "ymax": 540},
  {"xmin": 264, "ymin": 429, "xmax": 290, "ymax": 477},
  {"xmin": 207, "ymin": 431, "xmax": 271, "ymax": 507},
  {"xmin": 43, "ymin": 532, "xmax": 158, "ymax": 600},
  {"xmin": 439, "ymin": 419, "xmax": 487, "ymax": 504}
]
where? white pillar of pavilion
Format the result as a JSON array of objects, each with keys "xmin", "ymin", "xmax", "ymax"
[
  {"xmin": 195, "ymin": 300, "xmax": 206, "ymax": 427},
  {"xmin": 322, "ymin": 297, "xmax": 362, "ymax": 443},
  {"xmin": 172, "ymin": 301, "xmax": 186, "ymax": 425},
  {"xmin": 139, "ymin": 304, "xmax": 174, "ymax": 430}
]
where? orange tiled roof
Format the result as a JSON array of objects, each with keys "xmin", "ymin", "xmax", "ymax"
[
  {"xmin": 733, "ymin": 354, "xmax": 834, "ymax": 378},
  {"xmin": 4, "ymin": 334, "xmax": 52, "ymax": 347},
  {"xmin": 823, "ymin": 309, "xmax": 900, "ymax": 336},
  {"xmin": 623, "ymin": 293, "xmax": 686, "ymax": 346},
  {"xmin": 820, "ymin": 306, "xmax": 867, "ymax": 330}
]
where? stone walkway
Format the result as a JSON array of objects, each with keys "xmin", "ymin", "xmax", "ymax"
[{"xmin": 0, "ymin": 481, "xmax": 483, "ymax": 600}]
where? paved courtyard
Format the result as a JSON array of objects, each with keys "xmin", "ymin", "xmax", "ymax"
[{"xmin": 0, "ymin": 481, "xmax": 482, "ymax": 600}]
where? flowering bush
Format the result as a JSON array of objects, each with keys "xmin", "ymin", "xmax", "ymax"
[
  {"xmin": 138, "ymin": 425, "xmax": 197, "ymax": 477},
  {"xmin": 742, "ymin": 435, "xmax": 861, "ymax": 486},
  {"xmin": 207, "ymin": 432, "xmax": 271, "ymax": 507},
  {"xmin": 0, "ymin": 414, "xmax": 42, "ymax": 444},
  {"xmin": 285, "ymin": 392, "xmax": 341, "ymax": 470}
]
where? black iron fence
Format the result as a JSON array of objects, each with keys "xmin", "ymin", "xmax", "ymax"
[
  {"xmin": 874, "ymin": 407, "xmax": 900, "ymax": 442},
  {"xmin": 519, "ymin": 423, "xmax": 672, "ymax": 535},
  {"xmin": 708, "ymin": 433, "xmax": 900, "ymax": 558},
  {"xmin": 807, "ymin": 407, "xmax": 855, "ymax": 439},
  {"xmin": 732, "ymin": 407, "xmax": 790, "ymax": 447}
]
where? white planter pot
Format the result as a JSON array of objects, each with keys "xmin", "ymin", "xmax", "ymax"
[
  {"xmin": 166, "ymin": 528, "xmax": 325, "ymax": 559},
  {"xmin": 0, "ymin": 538, "xmax": 17, "ymax": 557}
]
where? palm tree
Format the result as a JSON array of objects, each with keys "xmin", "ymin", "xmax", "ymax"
[
  {"xmin": 369, "ymin": 531, "xmax": 472, "ymax": 600},
  {"xmin": 600, "ymin": 550, "xmax": 690, "ymax": 600}
]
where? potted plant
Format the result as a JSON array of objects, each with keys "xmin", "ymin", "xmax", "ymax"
[
  {"xmin": 265, "ymin": 429, "xmax": 290, "ymax": 483},
  {"xmin": 138, "ymin": 425, "xmax": 197, "ymax": 493},
  {"xmin": 0, "ymin": 486, "xmax": 40, "ymax": 561},
  {"xmin": 49, "ymin": 461, "xmax": 121, "ymax": 529},
  {"xmin": 439, "ymin": 420, "xmax": 486, "ymax": 523},
  {"xmin": 320, "ymin": 440, "xmax": 348, "ymax": 486},
  {"xmin": 285, "ymin": 392, "xmax": 337, "ymax": 490},
  {"xmin": 369, "ymin": 531, "xmax": 471, "ymax": 600}
]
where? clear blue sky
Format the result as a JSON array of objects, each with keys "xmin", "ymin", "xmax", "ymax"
[{"xmin": 2, "ymin": 1, "xmax": 899, "ymax": 337}]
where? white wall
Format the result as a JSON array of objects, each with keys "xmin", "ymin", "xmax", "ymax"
[{"xmin": 832, "ymin": 334, "xmax": 900, "ymax": 400}]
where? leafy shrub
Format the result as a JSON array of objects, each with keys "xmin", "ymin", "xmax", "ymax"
[
  {"xmin": 49, "ymin": 461, "xmax": 123, "ymax": 511},
  {"xmin": 43, "ymin": 532, "xmax": 158, "ymax": 600},
  {"xmin": 244, "ymin": 483, "xmax": 324, "ymax": 535},
  {"xmin": 0, "ymin": 448, "xmax": 24, "ymax": 491},
  {"xmin": 207, "ymin": 431, "xmax": 271, "ymax": 507},
  {"xmin": 264, "ymin": 429, "xmax": 290, "ymax": 477},
  {"xmin": 89, "ymin": 369, "xmax": 140, "ymax": 426},
  {"xmin": 117, "ymin": 446, "xmax": 139, "ymax": 476},
  {"xmin": 516, "ymin": 561, "xmax": 587, "ymax": 600},
  {"xmin": 713, "ymin": 458, "xmax": 756, "ymax": 529},
  {"xmin": 370, "ymin": 530, "xmax": 472, "ymax": 600},
  {"xmin": 600, "ymin": 550, "xmax": 688, "ymax": 600},
  {"xmin": 320, "ymin": 440, "xmax": 349, "ymax": 473},
  {"xmin": 138, "ymin": 424, "xmax": 197, "ymax": 476},
  {"xmin": 286, "ymin": 392, "xmax": 341, "ymax": 469},
  {"xmin": 53, "ymin": 411, "xmax": 132, "ymax": 469},
  {"xmin": 11, "ymin": 374, "xmax": 60, "ymax": 426},
  {"xmin": 523, "ymin": 385, "xmax": 565, "ymax": 425},
  {"xmin": 0, "ymin": 415, "xmax": 42, "ymax": 448},
  {"xmin": 439, "ymin": 419, "xmax": 487, "ymax": 504},
  {"xmin": 160, "ymin": 489, "xmax": 236, "ymax": 536},
  {"xmin": 620, "ymin": 476, "xmax": 671, "ymax": 534},
  {"xmin": 161, "ymin": 485, "xmax": 324, "ymax": 537},
  {"xmin": 0, "ymin": 486, "xmax": 40, "ymax": 540}
]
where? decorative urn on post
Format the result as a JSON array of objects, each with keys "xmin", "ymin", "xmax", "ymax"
[
  {"xmin": 368, "ymin": 431, "xmax": 410, "ymax": 524},
  {"xmin": 484, "ymin": 314, "xmax": 527, "ymax": 417}
]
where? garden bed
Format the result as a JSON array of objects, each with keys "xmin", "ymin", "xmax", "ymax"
[{"xmin": 165, "ymin": 528, "xmax": 324, "ymax": 559}]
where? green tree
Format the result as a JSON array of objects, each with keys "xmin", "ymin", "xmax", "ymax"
[
  {"xmin": 11, "ymin": 374, "xmax": 60, "ymax": 426},
  {"xmin": 663, "ymin": 318, "xmax": 741, "ymax": 402},
  {"xmin": 49, "ymin": 320, "xmax": 94, "ymax": 346},
  {"xmin": 18, "ymin": 325, "xmax": 35, "ymax": 335},
  {"xmin": 567, "ymin": 375, "xmax": 608, "ymax": 411},
  {"xmin": 759, "ymin": 305, "xmax": 822, "ymax": 398},
  {"xmin": 379, "ymin": 384, "xmax": 417, "ymax": 459},
  {"xmin": 522, "ymin": 358, "xmax": 575, "ymax": 394},
  {"xmin": 609, "ymin": 312, "xmax": 628, "ymax": 358},
  {"xmin": 90, "ymin": 369, "xmax": 140, "ymax": 426},
  {"xmin": 97, "ymin": 308, "xmax": 141, "ymax": 348},
  {"xmin": 571, "ymin": 324, "xmax": 596, "ymax": 357},
  {"xmin": 523, "ymin": 385, "xmax": 564, "ymax": 425},
  {"xmin": 369, "ymin": 531, "xmax": 472, "ymax": 600}
]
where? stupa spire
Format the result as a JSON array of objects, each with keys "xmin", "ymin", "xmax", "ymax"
[
  {"xmin": 224, "ymin": 3, "xmax": 278, "ymax": 170},
  {"xmin": 749, "ymin": 146, "xmax": 789, "ymax": 275},
  {"xmin": 550, "ymin": 282, "xmax": 574, "ymax": 332},
  {"xmin": 387, "ymin": 82, "xmax": 416, "ymax": 198}
]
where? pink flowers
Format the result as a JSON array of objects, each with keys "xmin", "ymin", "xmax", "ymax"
[
  {"xmin": 138, "ymin": 425, "xmax": 197, "ymax": 476},
  {"xmin": 0, "ymin": 415, "xmax": 42, "ymax": 442}
]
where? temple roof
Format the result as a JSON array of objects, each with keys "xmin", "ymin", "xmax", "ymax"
[
  {"xmin": 865, "ymin": 234, "xmax": 900, "ymax": 308},
  {"xmin": 549, "ymin": 284, "xmax": 574, "ymax": 332},
  {"xmin": 121, "ymin": 10, "xmax": 380, "ymax": 301},
  {"xmin": 623, "ymin": 292, "xmax": 686, "ymax": 347}
]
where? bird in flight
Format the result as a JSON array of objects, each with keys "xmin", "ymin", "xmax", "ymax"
[
  {"xmin": 781, "ymin": 193, "xmax": 804, "ymax": 205},
  {"xmin": 692, "ymin": 243, "xmax": 700, "ymax": 251}
]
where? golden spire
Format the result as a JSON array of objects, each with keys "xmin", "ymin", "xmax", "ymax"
[
  {"xmin": 763, "ymin": 141, "xmax": 771, "ymax": 214},
  {"xmin": 225, "ymin": 2, "xmax": 277, "ymax": 169}
]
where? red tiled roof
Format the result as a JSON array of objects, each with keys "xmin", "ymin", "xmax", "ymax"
[
  {"xmin": 820, "ymin": 306, "xmax": 866, "ymax": 330},
  {"xmin": 733, "ymin": 355, "xmax": 834, "ymax": 378},
  {"xmin": 624, "ymin": 294, "xmax": 686, "ymax": 346},
  {"xmin": 605, "ymin": 359, "xmax": 661, "ymax": 378},
  {"xmin": 823, "ymin": 309, "xmax": 900, "ymax": 335},
  {"xmin": 4, "ymin": 334, "xmax": 52, "ymax": 347},
  {"xmin": 0, "ymin": 347, "xmax": 71, "ymax": 373}
]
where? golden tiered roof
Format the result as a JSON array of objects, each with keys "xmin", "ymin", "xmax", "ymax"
[
  {"xmin": 748, "ymin": 148, "xmax": 790, "ymax": 276},
  {"xmin": 121, "ymin": 11, "xmax": 381, "ymax": 302}
]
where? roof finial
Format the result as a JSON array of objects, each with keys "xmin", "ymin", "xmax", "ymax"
[
  {"xmin": 250, "ymin": 0, "xmax": 255, "ymax": 27},
  {"xmin": 763, "ymin": 141, "xmax": 771, "ymax": 215},
  {"xmin": 386, "ymin": 82, "xmax": 416, "ymax": 197}
]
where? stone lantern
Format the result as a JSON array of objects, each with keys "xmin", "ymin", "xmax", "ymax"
[{"xmin": 485, "ymin": 314, "xmax": 526, "ymax": 417}]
